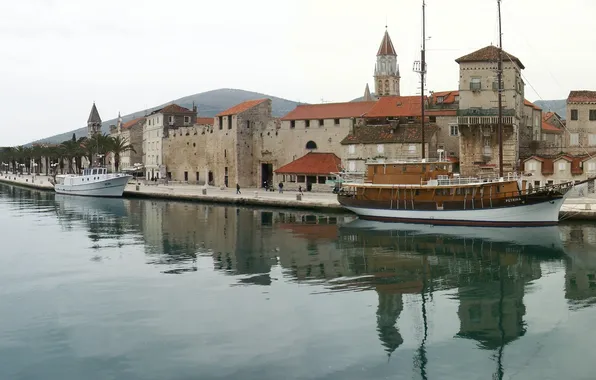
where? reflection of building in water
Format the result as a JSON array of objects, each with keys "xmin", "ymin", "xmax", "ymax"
[
  {"xmin": 455, "ymin": 252, "xmax": 541, "ymax": 350},
  {"xmin": 561, "ymin": 224, "xmax": 596, "ymax": 306}
]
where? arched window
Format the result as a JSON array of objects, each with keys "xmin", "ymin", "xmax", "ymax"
[{"xmin": 306, "ymin": 141, "xmax": 317, "ymax": 150}]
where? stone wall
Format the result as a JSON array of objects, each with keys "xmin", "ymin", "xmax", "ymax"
[
  {"xmin": 434, "ymin": 115, "xmax": 458, "ymax": 158},
  {"xmin": 163, "ymin": 125, "xmax": 208, "ymax": 183},
  {"xmin": 459, "ymin": 124, "xmax": 518, "ymax": 176}
]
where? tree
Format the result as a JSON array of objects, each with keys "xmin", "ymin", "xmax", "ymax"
[{"xmin": 109, "ymin": 135, "xmax": 136, "ymax": 172}]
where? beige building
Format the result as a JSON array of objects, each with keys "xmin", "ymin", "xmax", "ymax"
[
  {"xmin": 427, "ymin": 91, "xmax": 459, "ymax": 160},
  {"xmin": 564, "ymin": 91, "xmax": 596, "ymax": 155},
  {"xmin": 109, "ymin": 115, "xmax": 145, "ymax": 172},
  {"xmin": 456, "ymin": 45, "xmax": 525, "ymax": 176},
  {"xmin": 143, "ymin": 104, "xmax": 196, "ymax": 180},
  {"xmin": 523, "ymin": 154, "xmax": 596, "ymax": 187}
]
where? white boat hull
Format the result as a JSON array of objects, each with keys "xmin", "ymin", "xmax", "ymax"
[
  {"xmin": 344, "ymin": 197, "xmax": 566, "ymax": 227},
  {"xmin": 54, "ymin": 175, "xmax": 131, "ymax": 197}
]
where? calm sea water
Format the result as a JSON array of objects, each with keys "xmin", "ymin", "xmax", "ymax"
[{"xmin": 2, "ymin": 184, "xmax": 596, "ymax": 379}]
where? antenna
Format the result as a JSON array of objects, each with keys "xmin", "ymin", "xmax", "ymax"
[{"xmin": 413, "ymin": 0, "xmax": 427, "ymax": 159}]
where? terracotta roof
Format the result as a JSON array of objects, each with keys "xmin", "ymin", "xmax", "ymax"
[
  {"xmin": 455, "ymin": 45, "xmax": 525, "ymax": 69},
  {"xmin": 281, "ymin": 101, "xmax": 376, "ymax": 121},
  {"xmin": 216, "ymin": 99, "xmax": 268, "ymax": 117},
  {"xmin": 121, "ymin": 117, "xmax": 145, "ymax": 130},
  {"xmin": 525, "ymin": 154, "xmax": 591, "ymax": 175},
  {"xmin": 364, "ymin": 96, "xmax": 424, "ymax": 118},
  {"xmin": 568, "ymin": 90, "xmax": 596, "ymax": 103},
  {"xmin": 196, "ymin": 117, "xmax": 213, "ymax": 125},
  {"xmin": 340, "ymin": 124, "xmax": 438, "ymax": 145},
  {"xmin": 430, "ymin": 91, "xmax": 459, "ymax": 105},
  {"xmin": 377, "ymin": 30, "xmax": 397, "ymax": 56},
  {"xmin": 275, "ymin": 152, "xmax": 342, "ymax": 175},
  {"xmin": 541, "ymin": 121, "xmax": 562, "ymax": 134},
  {"xmin": 524, "ymin": 99, "xmax": 542, "ymax": 110},
  {"xmin": 162, "ymin": 104, "xmax": 194, "ymax": 114}
]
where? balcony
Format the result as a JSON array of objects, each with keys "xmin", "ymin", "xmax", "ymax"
[
  {"xmin": 457, "ymin": 109, "xmax": 516, "ymax": 117},
  {"xmin": 458, "ymin": 115, "xmax": 516, "ymax": 126}
]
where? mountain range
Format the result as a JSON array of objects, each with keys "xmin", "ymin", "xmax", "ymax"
[
  {"xmin": 31, "ymin": 89, "xmax": 303, "ymax": 145},
  {"xmin": 30, "ymin": 88, "xmax": 567, "ymax": 145}
]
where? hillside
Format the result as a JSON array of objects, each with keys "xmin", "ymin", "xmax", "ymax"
[
  {"xmin": 533, "ymin": 99, "xmax": 566, "ymax": 118},
  {"xmin": 31, "ymin": 89, "xmax": 303, "ymax": 145}
]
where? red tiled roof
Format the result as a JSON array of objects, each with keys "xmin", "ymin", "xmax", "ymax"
[
  {"xmin": 365, "ymin": 96, "xmax": 424, "ymax": 118},
  {"xmin": 525, "ymin": 154, "xmax": 591, "ymax": 175},
  {"xmin": 541, "ymin": 121, "xmax": 562, "ymax": 134},
  {"xmin": 281, "ymin": 101, "xmax": 376, "ymax": 121},
  {"xmin": 340, "ymin": 124, "xmax": 438, "ymax": 145},
  {"xmin": 568, "ymin": 90, "xmax": 596, "ymax": 103},
  {"xmin": 275, "ymin": 152, "xmax": 342, "ymax": 175},
  {"xmin": 216, "ymin": 99, "xmax": 268, "ymax": 117},
  {"xmin": 455, "ymin": 45, "xmax": 525, "ymax": 69},
  {"xmin": 377, "ymin": 30, "xmax": 397, "ymax": 56},
  {"xmin": 161, "ymin": 104, "xmax": 194, "ymax": 114},
  {"xmin": 430, "ymin": 91, "xmax": 459, "ymax": 105},
  {"xmin": 196, "ymin": 117, "xmax": 213, "ymax": 125},
  {"xmin": 524, "ymin": 99, "xmax": 541, "ymax": 110},
  {"xmin": 122, "ymin": 117, "xmax": 145, "ymax": 130}
]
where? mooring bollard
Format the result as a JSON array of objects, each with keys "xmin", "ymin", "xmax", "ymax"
[
  {"xmin": 202, "ymin": 188, "xmax": 207, "ymax": 195},
  {"xmin": 296, "ymin": 194, "xmax": 302, "ymax": 201},
  {"xmin": 136, "ymin": 184, "xmax": 140, "ymax": 191}
]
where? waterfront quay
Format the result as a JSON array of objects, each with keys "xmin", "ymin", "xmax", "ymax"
[{"xmin": 3, "ymin": 173, "xmax": 596, "ymax": 219}]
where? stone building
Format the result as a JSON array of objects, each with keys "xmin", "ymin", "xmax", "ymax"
[
  {"xmin": 564, "ymin": 90, "xmax": 596, "ymax": 155},
  {"xmin": 455, "ymin": 45, "xmax": 526, "ymax": 176},
  {"xmin": 109, "ymin": 115, "xmax": 145, "ymax": 172},
  {"xmin": 426, "ymin": 91, "xmax": 459, "ymax": 159},
  {"xmin": 274, "ymin": 152, "xmax": 342, "ymax": 192},
  {"xmin": 143, "ymin": 104, "xmax": 196, "ymax": 180},
  {"xmin": 520, "ymin": 99, "xmax": 542, "ymax": 157},
  {"xmin": 374, "ymin": 29, "xmax": 400, "ymax": 97},
  {"xmin": 162, "ymin": 117, "xmax": 214, "ymax": 183},
  {"xmin": 340, "ymin": 124, "xmax": 438, "ymax": 172},
  {"xmin": 540, "ymin": 119, "xmax": 563, "ymax": 153}
]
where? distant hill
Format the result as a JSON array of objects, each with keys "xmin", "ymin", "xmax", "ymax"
[
  {"xmin": 30, "ymin": 89, "xmax": 303, "ymax": 145},
  {"xmin": 534, "ymin": 99, "xmax": 566, "ymax": 118}
]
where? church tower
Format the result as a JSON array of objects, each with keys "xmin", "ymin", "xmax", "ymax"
[
  {"xmin": 374, "ymin": 29, "xmax": 400, "ymax": 97},
  {"xmin": 87, "ymin": 102, "xmax": 102, "ymax": 137}
]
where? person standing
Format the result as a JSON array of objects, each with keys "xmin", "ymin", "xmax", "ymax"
[
  {"xmin": 236, "ymin": 183, "xmax": 241, "ymax": 194},
  {"xmin": 278, "ymin": 182, "xmax": 284, "ymax": 193}
]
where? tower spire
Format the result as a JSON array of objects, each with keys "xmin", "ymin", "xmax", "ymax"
[{"xmin": 374, "ymin": 29, "xmax": 400, "ymax": 97}]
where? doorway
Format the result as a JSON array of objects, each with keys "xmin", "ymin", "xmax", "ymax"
[
  {"xmin": 261, "ymin": 163, "xmax": 273, "ymax": 188},
  {"xmin": 306, "ymin": 176, "xmax": 316, "ymax": 192},
  {"xmin": 208, "ymin": 171, "xmax": 214, "ymax": 185}
]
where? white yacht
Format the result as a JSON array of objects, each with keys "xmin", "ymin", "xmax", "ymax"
[{"xmin": 54, "ymin": 167, "xmax": 132, "ymax": 197}]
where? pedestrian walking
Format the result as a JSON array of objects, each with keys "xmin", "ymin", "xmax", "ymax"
[
  {"xmin": 298, "ymin": 185, "xmax": 303, "ymax": 194},
  {"xmin": 236, "ymin": 183, "xmax": 241, "ymax": 194},
  {"xmin": 278, "ymin": 182, "xmax": 284, "ymax": 193}
]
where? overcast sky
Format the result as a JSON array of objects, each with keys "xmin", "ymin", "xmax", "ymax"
[{"xmin": 2, "ymin": 0, "xmax": 594, "ymax": 146}]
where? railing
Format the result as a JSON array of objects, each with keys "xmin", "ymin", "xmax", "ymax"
[
  {"xmin": 457, "ymin": 109, "xmax": 516, "ymax": 117},
  {"xmin": 457, "ymin": 116, "xmax": 516, "ymax": 126},
  {"xmin": 365, "ymin": 158, "xmax": 451, "ymax": 165},
  {"xmin": 423, "ymin": 173, "xmax": 520, "ymax": 186}
]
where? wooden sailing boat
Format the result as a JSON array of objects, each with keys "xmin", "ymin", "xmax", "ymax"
[{"xmin": 337, "ymin": 0, "xmax": 589, "ymax": 227}]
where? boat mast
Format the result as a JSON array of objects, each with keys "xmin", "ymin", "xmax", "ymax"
[
  {"xmin": 420, "ymin": 0, "xmax": 427, "ymax": 160},
  {"xmin": 497, "ymin": 0, "xmax": 504, "ymax": 178}
]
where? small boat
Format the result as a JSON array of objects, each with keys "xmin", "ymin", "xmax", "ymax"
[{"xmin": 53, "ymin": 167, "xmax": 132, "ymax": 197}]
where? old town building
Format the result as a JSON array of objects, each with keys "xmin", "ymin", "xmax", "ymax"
[
  {"xmin": 274, "ymin": 152, "xmax": 342, "ymax": 192},
  {"xmin": 456, "ymin": 45, "xmax": 526, "ymax": 176},
  {"xmin": 109, "ymin": 115, "xmax": 145, "ymax": 172},
  {"xmin": 564, "ymin": 91, "xmax": 596, "ymax": 155},
  {"xmin": 523, "ymin": 154, "xmax": 596, "ymax": 187},
  {"xmin": 374, "ymin": 29, "xmax": 400, "ymax": 97},
  {"xmin": 87, "ymin": 102, "xmax": 102, "ymax": 137},
  {"xmin": 143, "ymin": 104, "xmax": 196, "ymax": 180}
]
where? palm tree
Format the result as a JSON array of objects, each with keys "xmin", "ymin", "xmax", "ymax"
[{"xmin": 109, "ymin": 135, "xmax": 136, "ymax": 172}]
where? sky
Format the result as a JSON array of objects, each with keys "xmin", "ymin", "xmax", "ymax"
[{"xmin": 2, "ymin": 0, "xmax": 595, "ymax": 146}]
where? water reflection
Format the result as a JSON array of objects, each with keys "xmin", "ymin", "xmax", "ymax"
[{"xmin": 4, "ymin": 183, "xmax": 596, "ymax": 379}]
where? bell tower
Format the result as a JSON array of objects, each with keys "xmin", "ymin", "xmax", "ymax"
[
  {"xmin": 374, "ymin": 28, "xmax": 400, "ymax": 97},
  {"xmin": 87, "ymin": 102, "xmax": 102, "ymax": 137}
]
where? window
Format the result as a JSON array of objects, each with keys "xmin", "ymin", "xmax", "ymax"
[
  {"xmin": 168, "ymin": 116, "xmax": 175, "ymax": 124},
  {"xmin": 589, "ymin": 134, "xmax": 596, "ymax": 146},
  {"xmin": 348, "ymin": 145, "xmax": 355, "ymax": 154},
  {"xmin": 377, "ymin": 144, "xmax": 384, "ymax": 153},
  {"xmin": 297, "ymin": 175, "xmax": 305, "ymax": 183},
  {"xmin": 454, "ymin": 95, "xmax": 460, "ymax": 102},
  {"xmin": 305, "ymin": 120, "xmax": 310, "ymax": 128},
  {"xmin": 196, "ymin": 172, "xmax": 200, "ymax": 181},
  {"xmin": 570, "ymin": 133, "xmax": 579, "ymax": 146},
  {"xmin": 290, "ymin": 120, "xmax": 295, "ymax": 129},
  {"xmin": 318, "ymin": 119, "xmax": 324, "ymax": 127},
  {"xmin": 334, "ymin": 119, "xmax": 340, "ymax": 125},
  {"xmin": 429, "ymin": 116, "xmax": 436, "ymax": 123},
  {"xmin": 408, "ymin": 145, "xmax": 416, "ymax": 154},
  {"xmin": 228, "ymin": 116, "xmax": 232, "ymax": 129},
  {"xmin": 571, "ymin": 109, "xmax": 578, "ymax": 120},
  {"xmin": 306, "ymin": 140, "xmax": 317, "ymax": 150},
  {"xmin": 527, "ymin": 162, "xmax": 536, "ymax": 171},
  {"xmin": 246, "ymin": 120, "xmax": 251, "ymax": 128},
  {"xmin": 348, "ymin": 161, "xmax": 356, "ymax": 171},
  {"xmin": 470, "ymin": 77, "xmax": 481, "ymax": 90},
  {"xmin": 588, "ymin": 162, "xmax": 596, "ymax": 172},
  {"xmin": 218, "ymin": 116, "xmax": 223, "ymax": 130},
  {"xmin": 547, "ymin": 180, "xmax": 554, "ymax": 185},
  {"xmin": 317, "ymin": 176, "xmax": 326, "ymax": 184},
  {"xmin": 492, "ymin": 81, "xmax": 503, "ymax": 91},
  {"xmin": 558, "ymin": 162, "xmax": 566, "ymax": 171},
  {"xmin": 436, "ymin": 96, "xmax": 444, "ymax": 104},
  {"xmin": 590, "ymin": 110, "xmax": 596, "ymax": 121},
  {"xmin": 450, "ymin": 125, "xmax": 459, "ymax": 136},
  {"xmin": 184, "ymin": 116, "xmax": 191, "ymax": 124}
]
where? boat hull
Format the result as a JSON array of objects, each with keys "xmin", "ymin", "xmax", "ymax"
[
  {"xmin": 341, "ymin": 197, "xmax": 566, "ymax": 227},
  {"xmin": 54, "ymin": 175, "xmax": 131, "ymax": 197}
]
